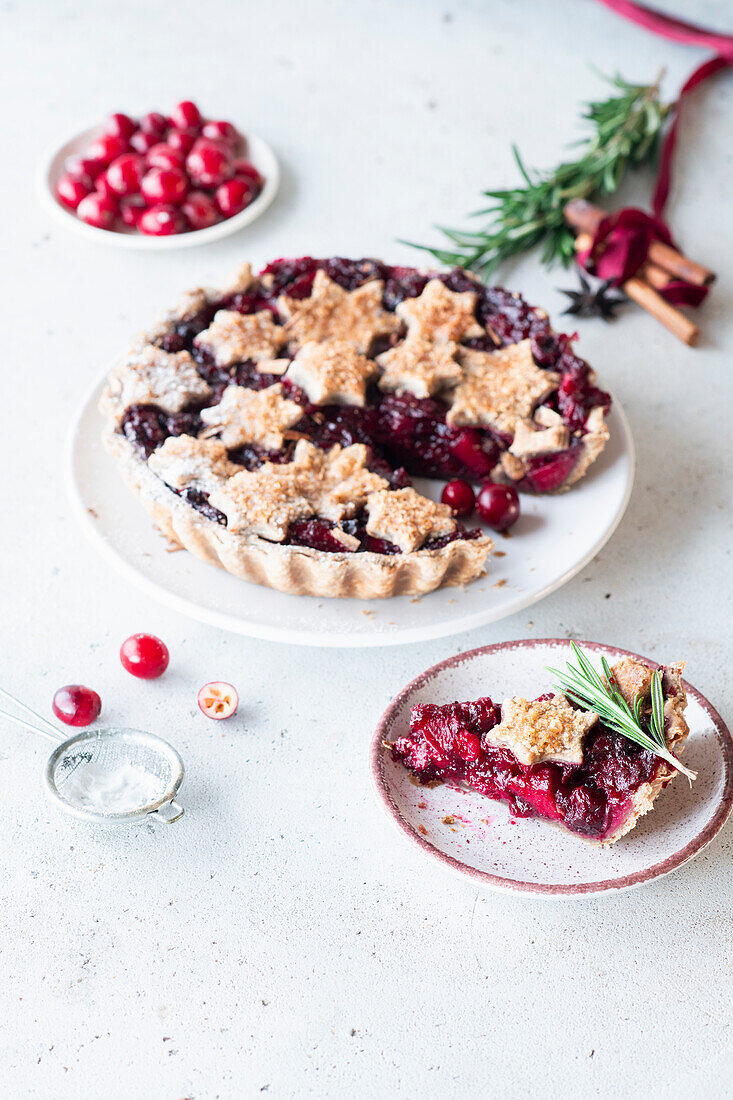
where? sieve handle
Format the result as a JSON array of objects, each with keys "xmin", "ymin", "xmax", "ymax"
[
  {"xmin": 0, "ymin": 705, "xmax": 61, "ymax": 741},
  {"xmin": 149, "ymin": 799, "xmax": 184, "ymax": 824}
]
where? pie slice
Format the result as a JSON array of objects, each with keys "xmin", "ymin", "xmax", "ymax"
[
  {"xmin": 387, "ymin": 655, "xmax": 690, "ymax": 843},
  {"xmin": 100, "ymin": 255, "xmax": 613, "ymax": 598}
]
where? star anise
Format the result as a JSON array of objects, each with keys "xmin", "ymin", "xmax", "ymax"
[{"xmin": 559, "ymin": 271, "xmax": 628, "ymax": 321}]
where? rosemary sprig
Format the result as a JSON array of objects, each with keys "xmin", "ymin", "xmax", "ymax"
[
  {"xmin": 546, "ymin": 642, "xmax": 695, "ymax": 781},
  {"xmin": 409, "ymin": 73, "xmax": 672, "ymax": 279}
]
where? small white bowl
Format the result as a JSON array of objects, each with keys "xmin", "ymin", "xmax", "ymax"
[{"xmin": 37, "ymin": 121, "xmax": 280, "ymax": 250}]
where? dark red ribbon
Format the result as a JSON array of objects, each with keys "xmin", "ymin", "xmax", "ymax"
[{"xmin": 579, "ymin": 1, "xmax": 732, "ymax": 303}]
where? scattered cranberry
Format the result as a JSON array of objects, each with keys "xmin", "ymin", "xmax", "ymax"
[
  {"xmin": 56, "ymin": 173, "xmax": 91, "ymax": 210},
  {"xmin": 87, "ymin": 133, "xmax": 128, "ymax": 165},
  {"xmin": 106, "ymin": 153, "xmax": 145, "ymax": 196},
  {"xmin": 130, "ymin": 129, "xmax": 159, "ymax": 155},
  {"xmin": 77, "ymin": 192, "xmax": 118, "ymax": 229},
  {"xmin": 120, "ymin": 633, "xmax": 170, "ymax": 679},
  {"xmin": 170, "ymin": 100, "xmax": 202, "ymax": 131},
  {"xmin": 139, "ymin": 111, "xmax": 168, "ymax": 136},
  {"xmin": 441, "ymin": 479, "xmax": 475, "ymax": 517},
  {"xmin": 182, "ymin": 190, "xmax": 220, "ymax": 230},
  {"xmin": 104, "ymin": 112, "xmax": 137, "ymax": 140},
  {"xmin": 52, "ymin": 685, "xmax": 102, "ymax": 727},
  {"xmin": 197, "ymin": 681, "xmax": 238, "ymax": 720},
  {"xmin": 475, "ymin": 482, "xmax": 520, "ymax": 531},
  {"xmin": 186, "ymin": 139, "xmax": 233, "ymax": 188},
  {"xmin": 138, "ymin": 203, "xmax": 185, "ymax": 236},
  {"xmin": 140, "ymin": 166, "xmax": 188, "ymax": 205},
  {"xmin": 167, "ymin": 128, "xmax": 197, "ymax": 155},
  {"xmin": 146, "ymin": 143, "xmax": 185, "ymax": 171},
  {"xmin": 215, "ymin": 177, "xmax": 253, "ymax": 216}
]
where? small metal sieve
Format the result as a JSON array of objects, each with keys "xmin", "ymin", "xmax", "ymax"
[{"xmin": 0, "ymin": 688, "xmax": 184, "ymax": 824}]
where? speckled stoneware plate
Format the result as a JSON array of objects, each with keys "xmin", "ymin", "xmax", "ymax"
[
  {"xmin": 371, "ymin": 639, "xmax": 733, "ymax": 897},
  {"xmin": 37, "ymin": 122, "xmax": 279, "ymax": 249},
  {"xmin": 68, "ymin": 379, "xmax": 633, "ymax": 648}
]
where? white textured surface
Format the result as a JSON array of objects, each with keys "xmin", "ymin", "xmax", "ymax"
[{"xmin": 2, "ymin": 1, "xmax": 732, "ymax": 1097}]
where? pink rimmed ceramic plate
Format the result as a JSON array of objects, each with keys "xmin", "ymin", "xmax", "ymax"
[{"xmin": 371, "ymin": 639, "xmax": 733, "ymax": 897}]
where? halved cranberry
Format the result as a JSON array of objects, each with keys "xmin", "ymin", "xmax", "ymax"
[
  {"xmin": 169, "ymin": 100, "xmax": 202, "ymax": 132},
  {"xmin": 166, "ymin": 128, "xmax": 197, "ymax": 155},
  {"xmin": 65, "ymin": 154, "xmax": 105, "ymax": 182},
  {"xmin": 198, "ymin": 681, "xmax": 238, "ymax": 720},
  {"xmin": 232, "ymin": 159, "xmax": 262, "ymax": 187},
  {"xmin": 120, "ymin": 633, "xmax": 169, "ymax": 679},
  {"xmin": 145, "ymin": 143, "xmax": 185, "ymax": 171},
  {"xmin": 52, "ymin": 684, "xmax": 102, "ymax": 727},
  {"xmin": 87, "ymin": 133, "xmax": 129, "ymax": 165},
  {"xmin": 476, "ymin": 482, "xmax": 520, "ymax": 531},
  {"xmin": 56, "ymin": 173, "xmax": 91, "ymax": 210},
  {"xmin": 139, "ymin": 111, "xmax": 168, "ymax": 136},
  {"xmin": 524, "ymin": 449, "xmax": 579, "ymax": 493},
  {"xmin": 77, "ymin": 192, "xmax": 118, "ymax": 229},
  {"xmin": 138, "ymin": 203, "xmax": 185, "ymax": 236},
  {"xmin": 120, "ymin": 195, "xmax": 146, "ymax": 227},
  {"xmin": 441, "ymin": 479, "xmax": 475, "ymax": 517},
  {"xmin": 215, "ymin": 178, "xmax": 253, "ymax": 217},
  {"xmin": 201, "ymin": 119, "xmax": 242, "ymax": 150},
  {"xmin": 140, "ymin": 166, "xmax": 188, "ymax": 205},
  {"xmin": 104, "ymin": 112, "xmax": 137, "ymax": 140},
  {"xmin": 106, "ymin": 153, "xmax": 145, "ymax": 196},
  {"xmin": 130, "ymin": 129, "xmax": 159, "ymax": 155},
  {"xmin": 186, "ymin": 139, "xmax": 233, "ymax": 188},
  {"xmin": 181, "ymin": 190, "xmax": 220, "ymax": 230}
]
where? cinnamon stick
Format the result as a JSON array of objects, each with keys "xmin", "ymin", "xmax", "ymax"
[
  {"xmin": 574, "ymin": 233, "xmax": 699, "ymax": 346},
  {"xmin": 564, "ymin": 199, "xmax": 715, "ymax": 287}
]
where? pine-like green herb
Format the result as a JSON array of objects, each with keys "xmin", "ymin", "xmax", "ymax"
[
  {"xmin": 408, "ymin": 73, "xmax": 671, "ymax": 279},
  {"xmin": 546, "ymin": 642, "xmax": 695, "ymax": 780}
]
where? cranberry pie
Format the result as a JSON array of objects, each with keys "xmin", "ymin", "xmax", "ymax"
[
  {"xmin": 388, "ymin": 655, "xmax": 690, "ymax": 843},
  {"xmin": 100, "ymin": 256, "xmax": 611, "ymax": 598}
]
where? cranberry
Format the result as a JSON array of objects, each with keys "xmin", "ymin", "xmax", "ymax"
[
  {"xmin": 56, "ymin": 173, "xmax": 91, "ymax": 210},
  {"xmin": 139, "ymin": 111, "xmax": 168, "ymax": 136},
  {"xmin": 130, "ymin": 129, "xmax": 159, "ymax": 155},
  {"xmin": 169, "ymin": 100, "xmax": 202, "ymax": 131},
  {"xmin": 94, "ymin": 171, "xmax": 117, "ymax": 200},
  {"xmin": 77, "ymin": 192, "xmax": 118, "ymax": 229},
  {"xmin": 186, "ymin": 139, "xmax": 234, "ymax": 188},
  {"xmin": 232, "ymin": 159, "xmax": 262, "ymax": 187},
  {"xmin": 441, "ymin": 479, "xmax": 475, "ymax": 517},
  {"xmin": 65, "ymin": 154, "xmax": 105, "ymax": 182},
  {"xmin": 106, "ymin": 153, "xmax": 145, "ymax": 196},
  {"xmin": 198, "ymin": 681, "xmax": 238, "ymax": 720},
  {"xmin": 104, "ymin": 112, "xmax": 137, "ymax": 140},
  {"xmin": 87, "ymin": 133, "xmax": 129, "ymax": 165},
  {"xmin": 182, "ymin": 190, "xmax": 220, "ymax": 230},
  {"xmin": 166, "ymin": 128, "xmax": 197, "ymax": 155},
  {"xmin": 138, "ymin": 203, "xmax": 185, "ymax": 236},
  {"xmin": 201, "ymin": 119, "xmax": 242, "ymax": 150},
  {"xmin": 120, "ymin": 633, "xmax": 169, "ymax": 679},
  {"xmin": 215, "ymin": 178, "xmax": 254, "ymax": 217},
  {"xmin": 140, "ymin": 166, "xmax": 188, "ymax": 205},
  {"xmin": 120, "ymin": 195, "xmax": 146, "ymax": 227},
  {"xmin": 475, "ymin": 482, "xmax": 520, "ymax": 531},
  {"xmin": 524, "ymin": 449, "xmax": 579, "ymax": 494},
  {"xmin": 52, "ymin": 685, "xmax": 102, "ymax": 727},
  {"xmin": 145, "ymin": 143, "xmax": 185, "ymax": 171}
]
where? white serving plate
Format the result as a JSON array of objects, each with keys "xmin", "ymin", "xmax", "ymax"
[
  {"xmin": 37, "ymin": 122, "xmax": 279, "ymax": 249},
  {"xmin": 69, "ymin": 379, "xmax": 634, "ymax": 647},
  {"xmin": 371, "ymin": 639, "xmax": 733, "ymax": 896}
]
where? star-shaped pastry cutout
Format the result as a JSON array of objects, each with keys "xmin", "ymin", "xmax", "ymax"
[
  {"xmin": 446, "ymin": 340, "xmax": 559, "ymax": 435},
  {"xmin": 208, "ymin": 464, "xmax": 312, "ymax": 541},
  {"xmin": 489, "ymin": 694, "xmax": 599, "ymax": 766},
  {"xmin": 199, "ymin": 384, "xmax": 303, "ymax": 450},
  {"xmin": 365, "ymin": 488, "xmax": 454, "ymax": 554},
  {"xmin": 194, "ymin": 309, "xmax": 287, "ymax": 366},
  {"xmin": 290, "ymin": 440, "xmax": 388, "ymax": 521},
  {"xmin": 101, "ymin": 346, "xmax": 212, "ymax": 423},
  {"xmin": 376, "ymin": 334, "xmax": 463, "ymax": 398},
  {"xmin": 395, "ymin": 279, "xmax": 485, "ymax": 344},
  {"xmin": 284, "ymin": 340, "xmax": 378, "ymax": 407},
  {"xmin": 148, "ymin": 435, "xmax": 240, "ymax": 492},
  {"xmin": 277, "ymin": 270, "xmax": 401, "ymax": 353}
]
